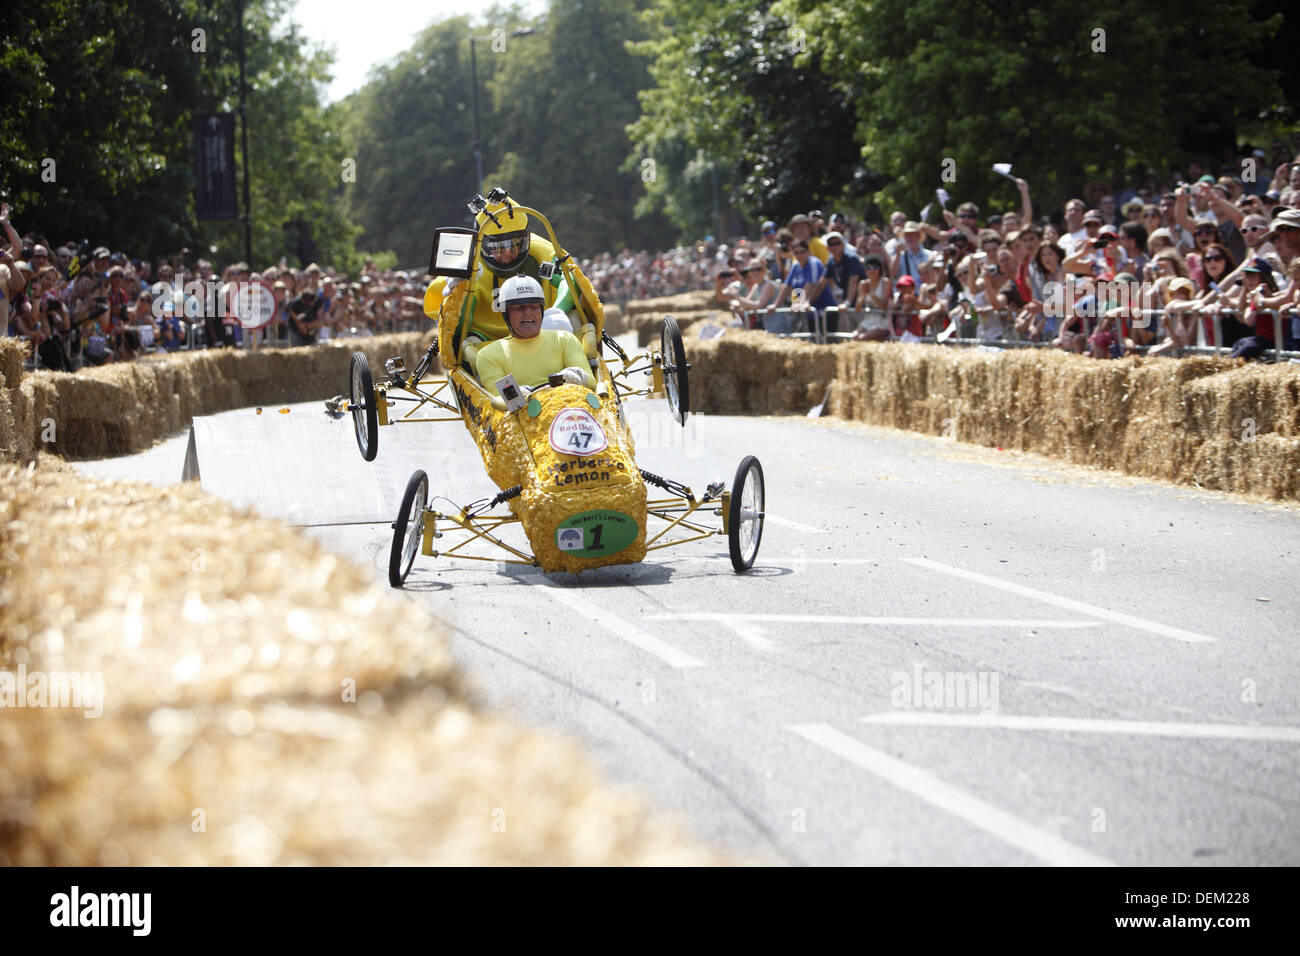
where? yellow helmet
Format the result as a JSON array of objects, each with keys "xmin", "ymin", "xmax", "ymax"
[{"xmin": 476, "ymin": 198, "xmax": 531, "ymax": 276}]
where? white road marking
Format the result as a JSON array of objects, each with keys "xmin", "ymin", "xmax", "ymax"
[
  {"xmin": 720, "ymin": 618, "xmax": 777, "ymax": 651},
  {"xmin": 542, "ymin": 586, "xmax": 705, "ymax": 669},
  {"xmin": 765, "ymin": 514, "xmax": 828, "ymax": 534},
  {"xmin": 789, "ymin": 723, "xmax": 1116, "ymax": 867},
  {"xmin": 860, "ymin": 712, "xmax": 1300, "ymax": 742},
  {"xmin": 646, "ymin": 612, "xmax": 1101, "ymax": 629},
  {"xmin": 905, "ymin": 557, "xmax": 1216, "ymax": 643},
  {"xmin": 676, "ymin": 556, "xmax": 881, "ymax": 564}
]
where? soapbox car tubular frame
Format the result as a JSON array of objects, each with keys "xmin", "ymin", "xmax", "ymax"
[{"xmin": 331, "ymin": 189, "xmax": 762, "ymax": 581}]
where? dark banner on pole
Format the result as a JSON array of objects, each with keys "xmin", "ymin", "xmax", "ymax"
[{"xmin": 193, "ymin": 113, "xmax": 238, "ymax": 220}]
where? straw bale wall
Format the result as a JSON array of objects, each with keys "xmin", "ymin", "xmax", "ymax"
[
  {"xmin": 687, "ymin": 331, "xmax": 1300, "ymax": 500},
  {"xmin": 1, "ymin": 333, "xmax": 435, "ymax": 462},
  {"xmin": 0, "ymin": 460, "xmax": 720, "ymax": 865}
]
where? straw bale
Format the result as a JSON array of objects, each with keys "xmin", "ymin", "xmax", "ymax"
[
  {"xmin": 0, "ymin": 339, "xmax": 28, "ymax": 461},
  {"xmin": 4, "ymin": 332, "xmax": 436, "ymax": 463},
  {"xmin": 629, "ymin": 308, "xmax": 723, "ymax": 347},
  {"xmin": 690, "ymin": 337, "xmax": 1300, "ymax": 500},
  {"xmin": 0, "ymin": 460, "xmax": 722, "ymax": 865},
  {"xmin": 603, "ymin": 303, "xmax": 626, "ymax": 336},
  {"xmin": 625, "ymin": 290, "xmax": 714, "ymax": 318}
]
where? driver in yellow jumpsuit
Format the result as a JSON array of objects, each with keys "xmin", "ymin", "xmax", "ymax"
[{"xmin": 476, "ymin": 275, "xmax": 595, "ymax": 399}]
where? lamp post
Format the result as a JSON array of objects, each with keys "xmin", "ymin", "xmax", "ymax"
[
  {"xmin": 469, "ymin": 27, "xmax": 535, "ymax": 197},
  {"xmin": 236, "ymin": 0, "xmax": 253, "ymax": 265}
]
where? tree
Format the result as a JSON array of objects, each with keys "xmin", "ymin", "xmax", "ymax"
[
  {"xmin": 0, "ymin": 0, "xmax": 359, "ymax": 267},
  {"xmin": 488, "ymin": 0, "xmax": 676, "ymax": 255},
  {"xmin": 626, "ymin": 0, "xmax": 862, "ymax": 239},
  {"xmin": 338, "ymin": 13, "xmax": 483, "ymax": 270},
  {"xmin": 778, "ymin": 0, "xmax": 1284, "ymax": 219},
  {"xmin": 339, "ymin": 0, "xmax": 675, "ymax": 265}
]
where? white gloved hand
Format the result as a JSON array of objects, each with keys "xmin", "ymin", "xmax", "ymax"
[{"xmin": 559, "ymin": 366, "xmax": 588, "ymax": 387}]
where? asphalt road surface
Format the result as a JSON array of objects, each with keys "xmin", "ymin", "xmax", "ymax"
[{"xmin": 78, "ymin": 394, "xmax": 1300, "ymax": 867}]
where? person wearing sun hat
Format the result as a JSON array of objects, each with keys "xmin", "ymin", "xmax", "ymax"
[{"xmin": 787, "ymin": 213, "xmax": 829, "ymax": 264}]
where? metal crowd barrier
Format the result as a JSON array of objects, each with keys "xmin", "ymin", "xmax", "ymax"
[{"xmin": 751, "ymin": 304, "xmax": 1300, "ymax": 359}]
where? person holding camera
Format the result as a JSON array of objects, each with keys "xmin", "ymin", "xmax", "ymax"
[
  {"xmin": 1063, "ymin": 223, "xmax": 1123, "ymax": 280},
  {"xmin": 287, "ymin": 285, "xmax": 326, "ymax": 347},
  {"xmin": 713, "ymin": 262, "xmax": 746, "ymax": 308},
  {"xmin": 728, "ymin": 261, "xmax": 778, "ymax": 328}
]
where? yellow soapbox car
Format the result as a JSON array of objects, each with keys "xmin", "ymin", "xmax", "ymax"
[{"xmin": 334, "ymin": 189, "xmax": 765, "ymax": 585}]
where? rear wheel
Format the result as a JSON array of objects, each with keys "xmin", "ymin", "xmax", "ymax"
[
  {"xmin": 389, "ymin": 469, "xmax": 428, "ymax": 587},
  {"xmin": 728, "ymin": 455, "xmax": 765, "ymax": 573},
  {"xmin": 350, "ymin": 352, "xmax": 379, "ymax": 461},
  {"xmin": 661, "ymin": 315, "xmax": 690, "ymax": 426}
]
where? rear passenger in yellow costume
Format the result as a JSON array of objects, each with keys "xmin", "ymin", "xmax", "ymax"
[
  {"xmin": 426, "ymin": 198, "xmax": 577, "ymax": 368},
  {"xmin": 476, "ymin": 276, "xmax": 595, "ymax": 397}
]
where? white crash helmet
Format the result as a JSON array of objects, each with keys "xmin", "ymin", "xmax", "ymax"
[
  {"xmin": 541, "ymin": 307, "xmax": 573, "ymax": 334},
  {"xmin": 498, "ymin": 275, "xmax": 545, "ymax": 334}
]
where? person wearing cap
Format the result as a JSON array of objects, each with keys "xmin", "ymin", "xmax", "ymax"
[
  {"xmin": 888, "ymin": 275, "xmax": 925, "ymax": 338},
  {"xmin": 155, "ymin": 295, "xmax": 184, "ymax": 351},
  {"xmin": 1263, "ymin": 207, "xmax": 1300, "ymax": 267},
  {"xmin": 1142, "ymin": 276, "xmax": 1200, "ymax": 357},
  {"xmin": 787, "ymin": 214, "xmax": 829, "ymax": 264},
  {"xmin": 1215, "ymin": 214, "xmax": 1282, "ymax": 288},
  {"xmin": 822, "ymin": 231, "xmax": 866, "ymax": 329},
  {"xmin": 1227, "ymin": 257, "xmax": 1285, "ymax": 359},
  {"xmin": 760, "ymin": 219, "xmax": 779, "ymax": 247},
  {"xmin": 82, "ymin": 246, "xmax": 110, "ymax": 279}
]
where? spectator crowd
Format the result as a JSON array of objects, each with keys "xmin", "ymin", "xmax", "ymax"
[
  {"xmin": 6, "ymin": 141, "xmax": 1300, "ymax": 370},
  {"xmin": 0, "ymin": 203, "xmax": 427, "ymax": 371},
  {"xmin": 704, "ymin": 146, "xmax": 1300, "ymax": 359}
]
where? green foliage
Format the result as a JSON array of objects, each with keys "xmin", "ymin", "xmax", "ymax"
[
  {"xmin": 627, "ymin": 1, "xmax": 862, "ymax": 237},
  {"xmin": 628, "ymin": 0, "xmax": 1287, "ymax": 230},
  {"xmin": 0, "ymin": 0, "xmax": 359, "ymax": 268},
  {"xmin": 337, "ymin": 11, "xmax": 486, "ymax": 271},
  {"xmin": 778, "ymin": 0, "xmax": 1284, "ymax": 219},
  {"xmin": 339, "ymin": 0, "xmax": 675, "ymax": 266},
  {"xmin": 487, "ymin": 0, "xmax": 676, "ymax": 255}
]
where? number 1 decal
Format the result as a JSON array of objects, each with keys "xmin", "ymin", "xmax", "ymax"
[{"xmin": 590, "ymin": 524, "xmax": 605, "ymax": 550}]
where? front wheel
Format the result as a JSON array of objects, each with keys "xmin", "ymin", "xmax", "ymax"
[
  {"xmin": 728, "ymin": 455, "xmax": 765, "ymax": 573},
  {"xmin": 661, "ymin": 315, "xmax": 690, "ymax": 426},
  {"xmin": 350, "ymin": 352, "xmax": 379, "ymax": 461},
  {"xmin": 389, "ymin": 469, "xmax": 428, "ymax": 587}
]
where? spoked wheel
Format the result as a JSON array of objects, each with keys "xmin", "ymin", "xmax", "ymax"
[
  {"xmin": 660, "ymin": 315, "xmax": 690, "ymax": 426},
  {"xmin": 389, "ymin": 469, "xmax": 428, "ymax": 588},
  {"xmin": 728, "ymin": 455, "xmax": 765, "ymax": 573},
  {"xmin": 350, "ymin": 352, "xmax": 379, "ymax": 461}
]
